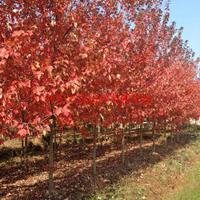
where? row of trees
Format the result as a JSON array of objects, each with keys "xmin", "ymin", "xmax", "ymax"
[{"xmin": 0, "ymin": 0, "xmax": 200, "ymax": 196}]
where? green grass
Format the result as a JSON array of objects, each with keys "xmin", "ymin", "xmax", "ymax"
[
  {"xmin": 166, "ymin": 163, "xmax": 200, "ymax": 200},
  {"xmin": 90, "ymin": 132, "xmax": 200, "ymax": 200}
]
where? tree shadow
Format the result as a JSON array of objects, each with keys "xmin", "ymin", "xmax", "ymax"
[
  {"xmin": 0, "ymin": 132, "xmax": 198, "ymax": 200},
  {"xmin": 0, "ymin": 131, "xmax": 155, "ymax": 185}
]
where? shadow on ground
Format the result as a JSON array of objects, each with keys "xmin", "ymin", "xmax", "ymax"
[{"xmin": 0, "ymin": 131, "xmax": 198, "ymax": 200}]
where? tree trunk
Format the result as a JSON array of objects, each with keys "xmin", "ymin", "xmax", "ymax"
[
  {"xmin": 21, "ymin": 138, "xmax": 24, "ymax": 164},
  {"xmin": 48, "ymin": 115, "xmax": 56, "ymax": 195},
  {"xmin": 59, "ymin": 132, "xmax": 62, "ymax": 146},
  {"xmin": 59, "ymin": 132, "xmax": 62, "ymax": 156},
  {"xmin": 152, "ymin": 123, "xmax": 156, "ymax": 152},
  {"xmin": 92, "ymin": 131, "xmax": 97, "ymax": 183},
  {"xmin": 54, "ymin": 132, "xmax": 58, "ymax": 159},
  {"xmin": 100, "ymin": 129, "xmax": 103, "ymax": 148},
  {"xmin": 139, "ymin": 124, "xmax": 143, "ymax": 155},
  {"xmin": 49, "ymin": 132, "xmax": 54, "ymax": 195},
  {"xmin": 164, "ymin": 124, "xmax": 167, "ymax": 145},
  {"xmin": 176, "ymin": 132, "xmax": 180, "ymax": 142},
  {"xmin": 73, "ymin": 128, "xmax": 77, "ymax": 144},
  {"xmin": 121, "ymin": 129, "xmax": 125, "ymax": 166},
  {"xmin": 170, "ymin": 125, "xmax": 173, "ymax": 143},
  {"xmin": 24, "ymin": 136, "xmax": 28, "ymax": 169},
  {"xmin": 97, "ymin": 125, "xmax": 103, "ymax": 149}
]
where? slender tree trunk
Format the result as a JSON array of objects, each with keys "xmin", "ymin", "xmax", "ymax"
[
  {"xmin": 152, "ymin": 123, "xmax": 156, "ymax": 152},
  {"xmin": 170, "ymin": 125, "xmax": 173, "ymax": 143},
  {"xmin": 48, "ymin": 115, "xmax": 56, "ymax": 195},
  {"xmin": 164, "ymin": 123, "xmax": 167, "ymax": 145},
  {"xmin": 24, "ymin": 136, "xmax": 28, "ymax": 169},
  {"xmin": 21, "ymin": 110, "xmax": 27, "ymax": 165},
  {"xmin": 121, "ymin": 129, "xmax": 125, "ymax": 166},
  {"xmin": 158, "ymin": 123, "xmax": 161, "ymax": 140},
  {"xmin": 97, "ymin": 125, "xmax": 100, "ymax": 144},
  {"xmin": 97, "ymin": 125, "xmax": 103, "ymax": 149},
  {"xmin": 176, "ymin": 132, "xmax": 180, "ymax": 142},
  {"xmin": 21, "ymin": 138, "xmax": 24, "ymax": 164},
  {"xmin": 49, "ymin": 132, "xmax": 54, "ymax": 195},
  {"xmin": 138, "ymin": 124, "xmax": 143, "ymax": 155},
  {"xmin": 54, "ymin": 134, "xmax": 57, "ymax": 159},
  {"xmin": 54, "ymin": 132, "xmax": 57, "ymax": 146},
  {"xmin": 59, "ymin": 132, "xmax": 62, "ymax": 145},
  {"xmin": 59, "ymin": 132, "xmax": 62, "ymax": 156},
  {"xmin": 100, "ymin": 129, "xmax": 103, "ymax": 148},
  {"xmin": 92, "ymin": 130, "xmax": 97, "ymax": 184},
  {"xmin": 9, "ymin": 149, "xmax": 14, "ymax": 166},
  {"xmin": 139, "ymin": 124, "xmax": 143, "ymax": 155},
  {"xmin": 73, "ymin": 128, "xmax": 77, "ymax": 144}
]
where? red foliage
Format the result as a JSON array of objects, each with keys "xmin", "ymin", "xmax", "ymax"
[{"xmin": 0, "ymin": 0, "xmax": 199, "ymax": 139}]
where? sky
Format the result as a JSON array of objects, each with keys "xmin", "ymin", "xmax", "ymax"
[{"xmin": 170, "ymin": 0, "xmax": 200, "ymax": 58}]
